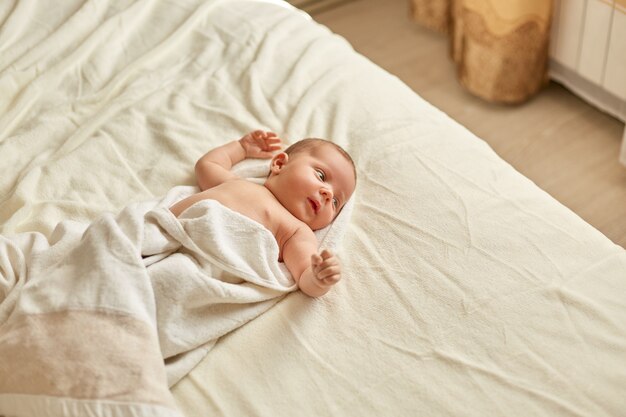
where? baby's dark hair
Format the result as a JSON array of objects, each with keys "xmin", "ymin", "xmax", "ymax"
[{"xmin": 284, "ymin": 138, "xmax": 357, "ymax": 182}]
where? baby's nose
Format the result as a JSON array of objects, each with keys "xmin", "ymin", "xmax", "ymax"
[{"xmin": 320, "ymin": 188, "xmax": 333, "ymax": 201}]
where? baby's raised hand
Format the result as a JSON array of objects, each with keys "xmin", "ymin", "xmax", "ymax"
[
  {"xmin": 311, "ymin": 249, "xmax": 341, "ymax": 288},
  {"xmin": 239, "ymin": 130, "xmax": 282, "ymax": 159}
]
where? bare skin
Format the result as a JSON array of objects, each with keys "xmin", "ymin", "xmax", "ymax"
[{"xmin": 169, "ymin": 130, "xmax": 356, "ymax": 297}]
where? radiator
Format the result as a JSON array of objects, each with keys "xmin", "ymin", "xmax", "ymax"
[{"xmin": 550, "ymin": 0, "xmax": 626, "ymax": 133}]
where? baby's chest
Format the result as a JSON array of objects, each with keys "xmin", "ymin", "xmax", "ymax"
[
  {"xmin": 218, "ymin": 184, "xmax": 286, "ymax": 236},
  {"xmin": 227, "ymin": 199, "xmax": 296, "ymax": 261}
]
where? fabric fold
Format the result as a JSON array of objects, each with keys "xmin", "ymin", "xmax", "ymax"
[{"xmin": 0, "ymin": 186, "xmax": 305, "ymax": 415}]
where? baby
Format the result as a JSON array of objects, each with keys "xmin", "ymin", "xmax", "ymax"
[{"xmin": 170, "ymin": 130, "xmax": 357, "ymax": 297}]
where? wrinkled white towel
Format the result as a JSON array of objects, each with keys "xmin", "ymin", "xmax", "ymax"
[{"xmin": 0, "ymin": 174, "xmax": 353, "ymax": 417}]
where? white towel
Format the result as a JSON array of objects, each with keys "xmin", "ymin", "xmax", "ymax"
[{"xmin": 0, "ymin": 169, "xmax": 355, "ymax": 416}]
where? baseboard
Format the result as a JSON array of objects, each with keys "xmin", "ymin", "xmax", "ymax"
[{"xmin": 549, "ymin": 59, "xmax": 626, "ymax": 124}]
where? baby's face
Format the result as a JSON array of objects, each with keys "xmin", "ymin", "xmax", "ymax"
[{"xmin": 266, "ymin": 144, "xmax": 356, "ymax": 230}]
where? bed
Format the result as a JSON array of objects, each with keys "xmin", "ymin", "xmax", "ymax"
[{"xmin": 1, "ymin": 0, "xmax": 625, "ymax": 416}]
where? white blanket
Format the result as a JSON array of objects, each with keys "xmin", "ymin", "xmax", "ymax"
[{"xmin": 0, "ymin": 186, "xmax": 299, "ymax": 416}]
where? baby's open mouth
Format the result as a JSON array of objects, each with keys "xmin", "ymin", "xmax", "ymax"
[{"xmin": 308, "ymin": 198, "xmax": 320, "ymax": 214}]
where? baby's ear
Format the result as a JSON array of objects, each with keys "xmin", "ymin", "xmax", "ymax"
[{"xmin": 270, "ymin": 152, "xmax": 288, "ymax": 174}]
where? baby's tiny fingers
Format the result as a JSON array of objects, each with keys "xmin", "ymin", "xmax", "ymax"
[
  {"xmin": 318, "ymin": 256, "xmax": 339, "ymax": 269},
  {"xmin": 322, "ymin": 274, "xmax": 341, "ymax": 286},
  {"xmin": 311, "ymin": 254, "xmax": 323, "ymax": 267},
  {"xmin": 317, "ymin": 265, "xmax": 340, "ymax": 279}
]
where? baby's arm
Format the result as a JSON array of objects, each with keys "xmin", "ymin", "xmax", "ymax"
[
  {"xmin": 195, "ymin": 130, "xmax": 281, "ymax": 190},
  {"xmin": 282, "ymin": 227, "xmax": 342, "ymax": 297},
  {"xmin": 171, "ymin": 130, "xmax": 281, "ymax": 216}
]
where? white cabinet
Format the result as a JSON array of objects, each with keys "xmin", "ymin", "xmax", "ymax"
[
  {"xmin": 550, "ymin": 0, "xmax": 626, "ymax": 122},
  {"xmin": 604, "ymin": 4, "xmax": 626, "ymax": 100},
  {"xmin": 552, "ymin": 0, "xmax": 587, "ymax": 69},
  {"xmin": 578, "ymin": 0, "xmax": 614, "ymax": 85}
]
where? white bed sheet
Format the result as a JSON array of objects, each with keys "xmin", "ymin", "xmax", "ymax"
[{"xmin": 1, "ymin": 0, "xmax": 625, "ymax": 416}]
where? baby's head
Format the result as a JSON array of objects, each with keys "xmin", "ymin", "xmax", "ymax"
[{"xmin": 264, "ymin": 138, "xmax": 357, "ymax": 231}]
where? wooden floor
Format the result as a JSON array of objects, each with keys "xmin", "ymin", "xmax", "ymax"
[{"xmin": 296, "ymin": 0, "xmax": 626, "ymax": 248}]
